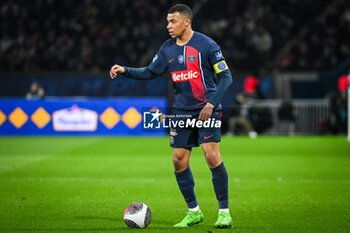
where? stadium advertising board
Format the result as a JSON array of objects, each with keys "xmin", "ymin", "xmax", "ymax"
[
  {"xmin": 0, "ymin": 98, "xmax": 167, "ymax": 135},
  {"xmin": 52, "ymin": 105, "xmax": 98, "ymax": 132}
]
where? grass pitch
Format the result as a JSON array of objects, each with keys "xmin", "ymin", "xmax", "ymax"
[{"xmin": 0, "ymin": 136, "xmax": 349, "ymax": 233}]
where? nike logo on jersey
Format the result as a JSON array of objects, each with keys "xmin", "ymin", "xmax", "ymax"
[
  {"xmin": 204, "ymin": 135, "xmax": 214, "ymax": 140},
  {"xmin": 169, "ymin": 58, "xmax": 175, "ymax": 63}
]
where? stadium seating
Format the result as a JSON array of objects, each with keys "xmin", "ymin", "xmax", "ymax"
[{"xmin": 1, "ymin": 0, "xmax": 349, "ymax": 72}]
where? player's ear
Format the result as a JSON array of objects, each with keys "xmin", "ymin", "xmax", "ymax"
[{"xmin": 185, "ymin": 18, "xmax": 190, "ymax": 27}]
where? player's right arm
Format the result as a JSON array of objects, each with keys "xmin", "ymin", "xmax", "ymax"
[{"xmin": 109, "ymin": 65, "xmax": 157, "ymax": 80}]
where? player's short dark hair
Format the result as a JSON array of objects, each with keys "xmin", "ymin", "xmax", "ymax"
[{"xmin": 168, "ymin": 4, "xmax": 193, "ymax": 22}]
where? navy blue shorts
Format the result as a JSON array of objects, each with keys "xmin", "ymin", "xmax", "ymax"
[{"xmin": 170, "ymin": 111, "xmax": 222, "ymax": 148}]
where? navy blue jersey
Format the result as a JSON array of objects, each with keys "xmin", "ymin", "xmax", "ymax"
[{"xmin": 148, "ymin": 32, "xmax": 228, "ymax": 112}]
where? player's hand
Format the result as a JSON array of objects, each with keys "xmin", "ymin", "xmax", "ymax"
[
  {"xmin": 198, "ymin": 103, "xmax": 214, "ymax": 121},
  {"xmin": 109, "ymin": 64, "xmax": 125, "ymax": 79}
]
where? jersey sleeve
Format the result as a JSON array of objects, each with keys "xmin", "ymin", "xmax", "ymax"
[
  {"xmin": 148, "ymin": 46, "xmax": 167, "ymax": 76},
  {"xmin": 208, "ymin": 42, "xmax": 229, "ymax": 75}
]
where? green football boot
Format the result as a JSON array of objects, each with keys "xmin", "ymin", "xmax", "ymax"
[
  {"xmin": 214, "ymin": 211, "xmax": 233, "ymax": 228},
  {"xmin": 173, "ymin": 209, "xmax": 204, "ymax": 228}
]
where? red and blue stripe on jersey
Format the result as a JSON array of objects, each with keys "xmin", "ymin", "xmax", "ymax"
[{"xmin": 171, "ymin": 45, "xmax": 207, "ymax": 106}]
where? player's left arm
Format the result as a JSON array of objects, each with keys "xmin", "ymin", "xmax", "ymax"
[{"xmin": 198, "ymin": 60, "xmax": 233, "ymax": 121}]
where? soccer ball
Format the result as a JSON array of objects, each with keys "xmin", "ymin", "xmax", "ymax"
[{"xmin": 123, "ymin": 202, "xmax": 152, "ymax": 228}]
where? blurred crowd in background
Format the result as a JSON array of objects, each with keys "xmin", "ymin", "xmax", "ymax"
[{"xmin": 1, "ymin": 0, "xmax": 349, "ymax": 73}]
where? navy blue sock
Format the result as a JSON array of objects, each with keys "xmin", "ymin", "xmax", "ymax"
[
  {"xmin": 210, "ymin": 162, "xmax": 229, "ymax": 209},
  {"xmin": 175, "ymin": 167, "xmax": 198, "ymax": 209}
]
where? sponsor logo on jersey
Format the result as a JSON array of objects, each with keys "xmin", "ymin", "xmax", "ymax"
[
  {"xmin": 188, "ymin": 55, "xmax": 196, "ymax": 63},
  {"xmin": 213, "ymin": 60, "xmax": 228, "ymax": 74},
  {"xmin": 215, "ymin": 51, "xmax": 224, "ymax": 60},
  {"xmin": 152, "ymin": 54, "xmax": 158, "ymax": 63},
  {"xmin": 171, "ymin": 70, "xmax": 199, "ymax": 82},
  {"xmin": 178, "ymin": 55, "xmax": 184, "ymax": 64}
]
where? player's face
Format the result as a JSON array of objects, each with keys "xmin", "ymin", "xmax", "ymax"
[{"xmin": 167, "ymin": 12, "xmax": 188, "ymax": 38}]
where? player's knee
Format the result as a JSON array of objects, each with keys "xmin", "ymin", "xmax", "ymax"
[
  {"xmin": 204, "ymin": 149, "xmax": 217, "ymax": 158},
  {"xmin": 172, "ymin": 152, "xmax": 184, "ymax": 165},
  {"xmin": 173, "ymin": 151, "xmax": 190, "ymax": 171},
  {"xmin": 204, "ymin": 150, "xmax": 221, "ymax": 167}
]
